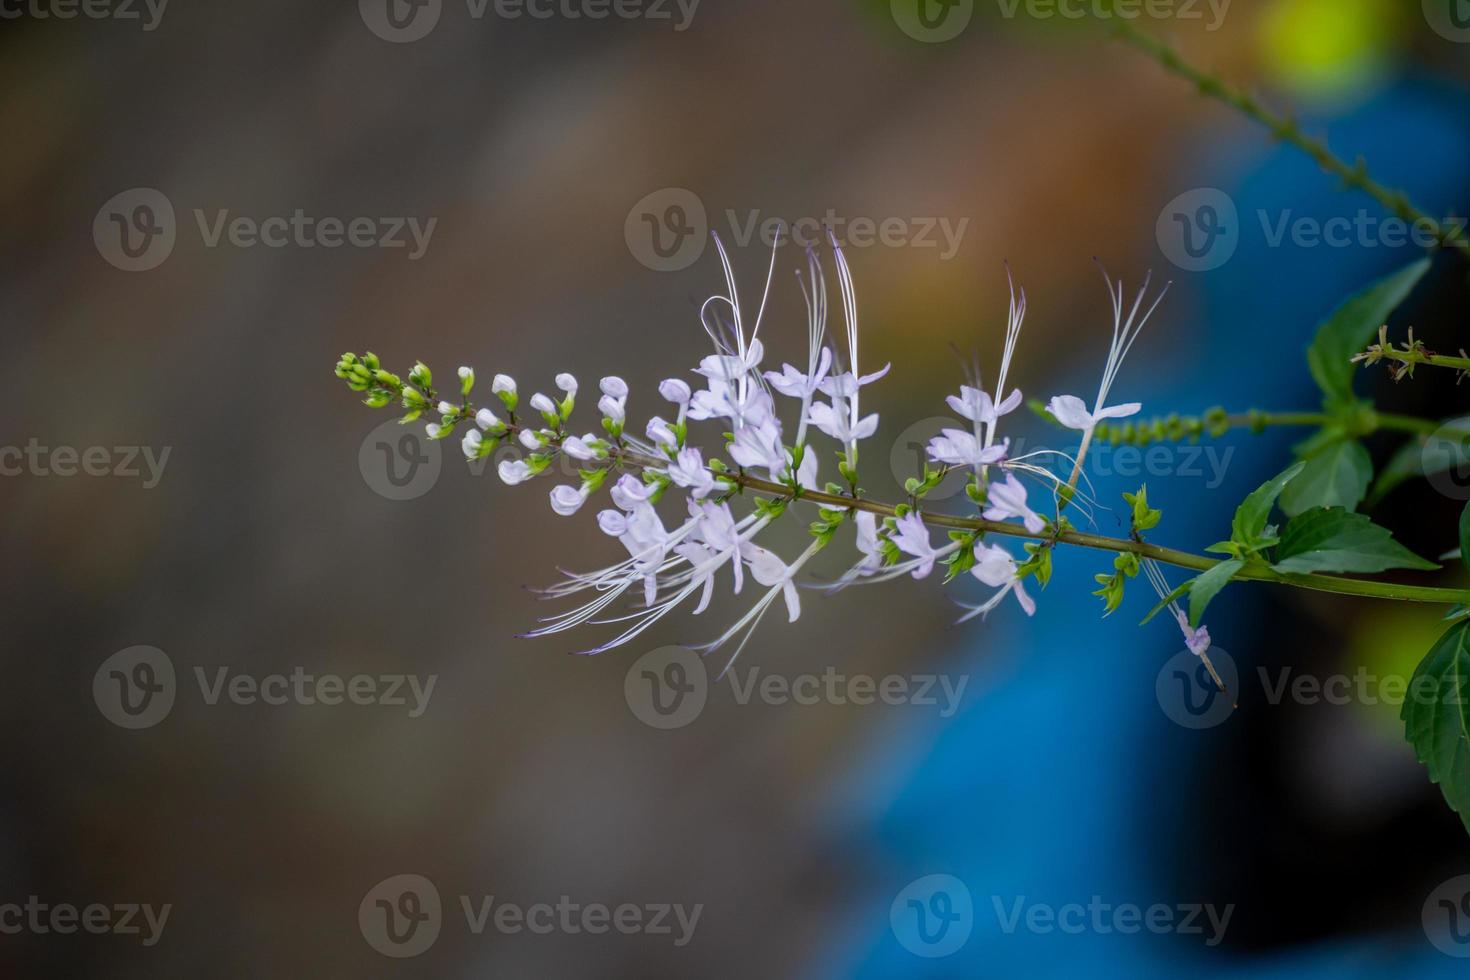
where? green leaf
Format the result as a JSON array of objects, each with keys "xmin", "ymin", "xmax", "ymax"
[
  {"xmin": 1272, "ymin": 507, "xmax": 1438, "ymax": 574},
  {"xmin": 1370, "ymin": 417, "xmax": 1470, "ymax": 505},
  {"xmin": 1231, "ymin": 462, "xmax": 1306, "ymax": 550},
  {"xmin": 1279, "ymin": 440, "xmax": 1373, "ymax": 517},
  {"xmin": 1461, "ymin": 502, "xmax": 1470, "ymax": 574},
  {"xmin": 1306, "ymin": 257, "xmax": 1430, "ymax": 405},
  {"xmin": 1403, "ymin": 621, "xmax": 1470, "ymax": 835},
  {"xmin": 1188, "ymin": 559, "xmax": 1244, "ymax": 627}
]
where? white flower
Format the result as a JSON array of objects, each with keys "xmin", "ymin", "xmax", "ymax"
[
  {"xmin": 764, "ymin": 347, "xmax": 833, "ymax": 399},
  {"xmin": 1046, "ymin": 393, "xmax": 1141, "ymax": 432},
  {"xmin": 1047, "ymin": 268, "xmax": 1168, "ymax": 436},
  {"xmin": 926, "ymin": 429, "xmax": 1008, "ymax": 468},
  {"xmin": 688, "ymin": 380, "xmax": 774, "ymax": 428},
  {"xmin": 518, "ymin": 428, "xmax": 545, "ymax": 450},
  {"xmin": 817, "ymin": 363, "xmax": 890, "ymax": 399},
  {"xmin": 740, "ymin": 544, "xmax": 801, "ymax": 622},
  {"xmin": 728, "ymin": 419, "xmax": 787, "ymax": 473},
  {"xmin": 437, "ymin": 400, "xmax": 457, "ymax": 417},
  {"xmin": 854, "ymin": 510, "xmax": 884, "ymax": 575},
  {"xmin": 947, "ymin": 385, "xmax": 1021, "ymax": 426},
  {"xmin": 458, "ymin": 366, "xmax": 474, "ymax": 381},
  {"xmin": 694, "ymin": 339, "xmax": 765, "ymax": 383},
  {"xmin": 982, "ymin": 473, "xmax": 1045, "ymax": 534},
  {"xmin": 550, "ymin": 484, "xmax": 590, "ymax": 517},
  {"xmin": 600, "ymin": 376, "xmax": 628, "ymax": 399},
  {"xmin": 475, "ymin": 408, "xmax": 501, "ymax": 431},
  {"xmin": 492, "ymin": 374, "xmax": 516, "ymax": 396},
  {"xmin": 596, "ymin": 509, "xmax": 628, "ymax": 537},
  {"xmin": 610, "ymin": 473, "xmax": 655, "ymax": 510},
  {"xmin": 561, "ymin": 434, "xmax": 603, "ymax": 460},
  {"xmin": 462, "ymin": 429, "xmax": 483, "ymax": 460},
  {"xmin": 646, "ymin": 416, "xmax": 678, "ymax": 450},
  {"xmin": 667, "ymin": 447, "xmax": 717, "ymax": 499},
  {"xmin": 425, "ymin": 423, "xmax": 443, "ymax": 439},
  {"xmin": 498, "ymin": 459, "xmax": 534, "ymax": 485},
  {"xmin": 890, "ymin": 513, "xmax": 938, "ymax": 579},
  {"xmin": 530, "ymin": 392, "xmax": 556, "ymax": 416},
  {"xmin": 806, "ymin": 401, "xmax": 878, "ymax": 444},
  {"xmin": 555, "ymin": 373, "xmax": 578, "ymax": 396},
  {"xmin": 598, "ymin": 394, "xmax": 626, "ymax": 424},
  {"xmin": 659, "ymin": 379, "xmax": 692, "ymax": 405},
  {"xmin": 963, "ymin": 543, "xmax": 1036, "ymax": 618}
]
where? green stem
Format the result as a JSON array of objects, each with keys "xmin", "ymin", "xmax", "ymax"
[
  {"xmin": 1093, "ymin": 407, "xmax": 1462, "ymax": 444},
  {"xmin": 1113, "ymin": 22, "xmax": 1470, "ymax": 261}
]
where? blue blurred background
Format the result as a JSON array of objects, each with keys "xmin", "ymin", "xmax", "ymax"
[{"xmin": 2, "ymin": 0, "xmax": 1469, "ymax": 975}]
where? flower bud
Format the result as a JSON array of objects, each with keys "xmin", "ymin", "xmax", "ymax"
[
  {"xmin": 600, "ymin": 376, "xmax": 628, "ymax": 399},
  {"xmin": 475, "ymin": 408, "xmax": 502, "ymax": 431},
  {"xmin": 498, "ymin": 459, "xmax": 534, "ymax": 485},
  {"xmin": 458, "ymin": 366, "xmax": 475, "ymax": 396},
  {"xmin": 659, "ymin": 379, "xmax": 691, "ymax": 405},
  {"xmin": 555, "ymin": 373, "xmax": 578, "ymax": 396},
  {"xmin": 549, "ymin": 484, "xmax": 589, "ymax": 517},
  {"xmin": 597, "ymin": 394, "xmax": 626, "ymax": 425},
  {"xmin": 492, "ymin": 374, "xmax": 519, "ymax": 412}
]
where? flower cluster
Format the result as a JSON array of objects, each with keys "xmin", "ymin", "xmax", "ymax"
[{"xmin": 334, "ymin": 242, "xmax": 1214, "ymax": 674}]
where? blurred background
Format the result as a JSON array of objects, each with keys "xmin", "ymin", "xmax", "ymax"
[{"xmin": 3, "ymin": 0, "xmax": 1470, "ymax": 975}]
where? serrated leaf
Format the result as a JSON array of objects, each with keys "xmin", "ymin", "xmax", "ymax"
[
  {"xmin": 1272, "ymin": 507, "xmax": 1438, "ymax": 573},
  {"xmin": 1306, "ymin": 257, "xmax": 1430, "ymax": 405},
  {"xmin": 1279, "ymin": 440, "xmax": 1372, "ymax": 517},
  {"xmin": 1371, "ymin": 417, "xmax": 1470, "ymax": 505},
  {"xmin": 1231, "ymin": 462, "xmax": 1306, "ymax": 549},
  {"xmin": 1402, "ymin": 621, "xmax": 1470, "ymax": 835},
  {"xmin": 1188, "ymin": 559, "xmax": 1243, "ymax": 627}
]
